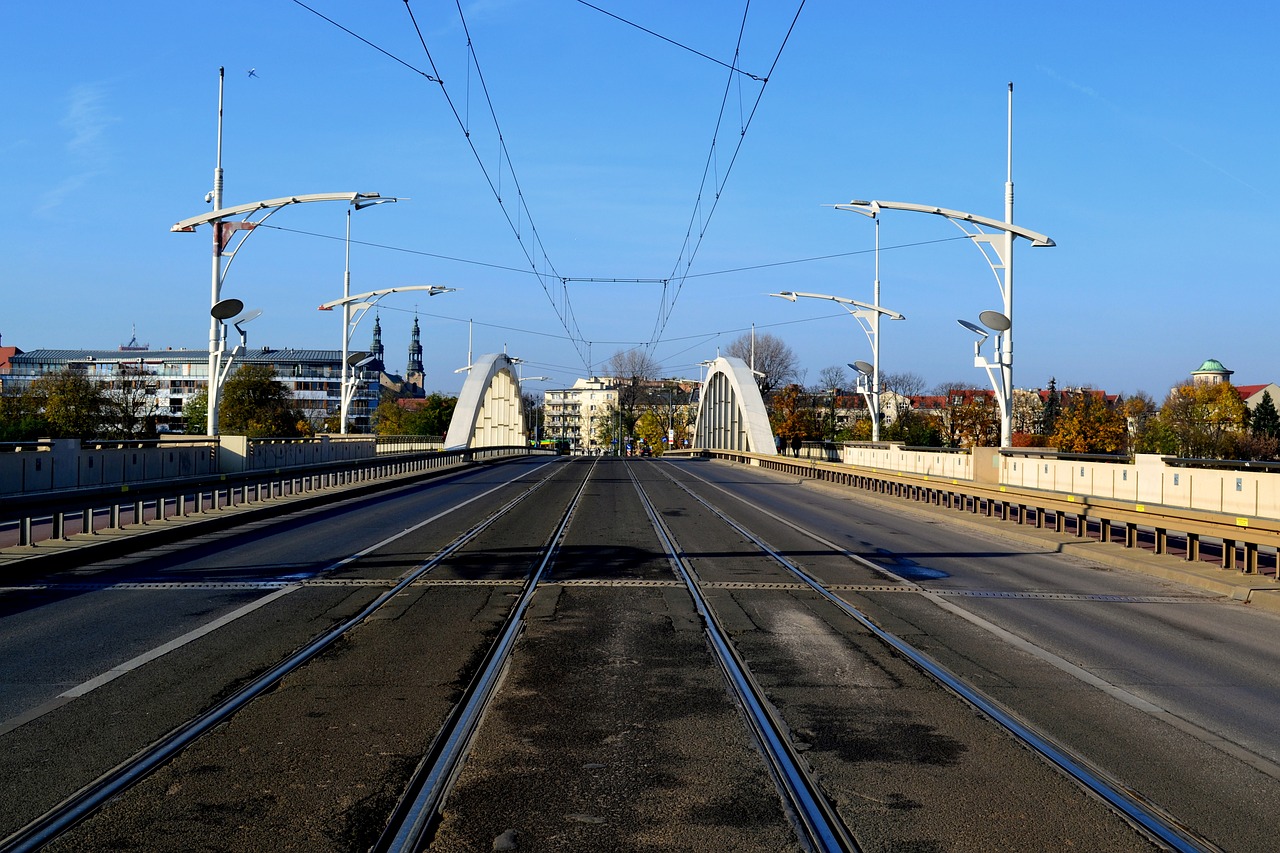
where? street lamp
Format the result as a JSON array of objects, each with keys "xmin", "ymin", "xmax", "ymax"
[
  {"xmin": 839, "ymin": 84, "xmax": 1055, "ymax": 447},
  {"xmin": 318, "ymin": 285, "xmax": 456, "ymax": 433},
  {"xmin": 770, "ymin": 291, "xmax": 903, "ymax": 441},
  {"xmin": 957, "ymin": 311, "xmax": 1013, "ymax": 443}
]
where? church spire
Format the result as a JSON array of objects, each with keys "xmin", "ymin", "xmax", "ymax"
[
  {"xmin": 370, "ymin": 313, "xmax": 384, "ymax": 365},
  {"xmin": 407, "ymin": 315, "xmax": 424, "ymax": 377}
]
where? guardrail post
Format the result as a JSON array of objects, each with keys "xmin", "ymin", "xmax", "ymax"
[
  {"xmin": 1185, "ymin": 533, "xmax": 1199, "ymax": 561},
  {"xmin": 19, "ymin": 516, "xmax": 32, "ymax": 547},
  {"xmin": 1074, "ymin": 514, "xmax": 1086, "ymax": 537},
  {"xmin": 1222, "ymin": 539, "xmax": 1236, "ymax": 570},
  {"xmin": 53, "ymin": 511, "xmax": 66, "ymax": 540},
  {"xmin": 1154, "ymin": 527, "xmax": 1167, "ymax": 554},
  {"xmin": 1244, "ymin": 542, "xmax": 1258, "ymax": 574},
  {"xmin": 83, "ymin": 507, "xmax": 94, "ymax": 535},
  {"xmin": 1124, "ymin": 522, "xmax": 1137, "ymax": 548},
  {"xmin": 110, "ymin": 503, "xmax": 121, "ymax": 529},
  {"xmin": 134, "ymin": 499, "xmax": 145, "ymax": 526}
]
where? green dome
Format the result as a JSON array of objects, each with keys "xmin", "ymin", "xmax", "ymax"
[{"xmin": 1193, "ymin": 358, "xmax": 1231, "ymax": 374}]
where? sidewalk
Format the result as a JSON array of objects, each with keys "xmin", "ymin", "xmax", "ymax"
[{"xmin": 802, "ymin": 476, "xmax": 1280, "ymax": 617}]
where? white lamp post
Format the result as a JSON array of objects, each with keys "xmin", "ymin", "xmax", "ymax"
[
  {"xmin": 318, "ymin": 285, "xmax": 456, "ymax": 433},
  {"xmin": 840, "ymin": 84, "xmax": 1055, "ymax": 447},
  {"xmin": 957, "ymin": 311, "xmax": 1013, "ymax": 444},
  {"xmin": 172, "ymin": 70, "xmax": 401, "ymax": 435},
  {"xmin": 770, "ymin": 291, "xmax": 903, "ymax": 441}
]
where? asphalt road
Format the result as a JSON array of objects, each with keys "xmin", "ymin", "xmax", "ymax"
[{"xmin": 3, "ymin": 455, "xmax": 1275, "ymax": 850}]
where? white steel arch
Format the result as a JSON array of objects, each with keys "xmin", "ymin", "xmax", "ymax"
[
  {"xmin": 444, "ymin": 353, "xmax": 527, "ymax": 449},
  {"xmin": 692, "ymin": 356, "xmax": 776, "ymax": 454}
]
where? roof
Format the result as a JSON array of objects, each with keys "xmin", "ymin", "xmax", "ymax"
[
  {"xmin": 1193, "ymin": 358, "xmax": 1231, "ymax": 374},
  {"xmin": 9, "ymin": 347, "xmax": 344, "ymax": 365}
]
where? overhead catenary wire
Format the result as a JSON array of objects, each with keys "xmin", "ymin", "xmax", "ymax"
[
  {"xmin": 286, "ymin": 2, "xmax": 820, "ymax": 372},
  {"xmin": 649, "ymin": 2, "xmax": 807, "ymax": 347}
]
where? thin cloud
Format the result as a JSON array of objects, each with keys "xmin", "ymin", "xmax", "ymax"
[
  {"xmin": 1037, "ymin": 64, "xmax": 1264, "ymax": 199},
  {"xmin": 38, "ymin": 83, "xmax": 117, "ymax": 214}
]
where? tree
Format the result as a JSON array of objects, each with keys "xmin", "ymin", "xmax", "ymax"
[
  {"xmin": 952, "ymin": 394, "xmax": 1000, "ymax": 448},
  {"xmin": 1252, "ymin": 391, "xmax": 1280, "ymax": 441},
  {"xmin": 603, "ymin": 347, "xmax": 660, "ymax": 421},
  {"xmin": 1150, "ymin": 379, "xmax": 1247, "ymax": 459},
  {"xmin": 769, "ymin": 383, "xmax": 818, "ymax": 449},
  {"xmin": 218, "ymin": 363, "xmax": 306, "ymax": 438},
  {"xmin": 1050, "ymin": 389, "xmax": 1127, "ymax": 454},
  {"xmin": 0, "ymin": 386, "xmax": 47, "ymax": 441},
  {"xmin": 104, "ymin": 362, "xmax": 158, "ymax": 438},
  {"xmin": 724, "ymin": 331, "xmax": 797, "ymax": 393},
  {"xmin": 183, "ymin": 390, "xmax": 209, "ymax": 435},
  {"xmin": 22, "ymin": 370, "xmax": 108, "ymax": 439},
  {"xmin": 816, "ymin": 365, "xmax": 847, "ymax": 440},
  {"xmin": 1120, "ymin": 391, "xmax": 1158, "ymax": 454},
  {"xmin": 1039, "ymin": 377, "xmax": 1062, "ymax": 437}
]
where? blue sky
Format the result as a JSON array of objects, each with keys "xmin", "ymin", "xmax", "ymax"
[{"xmin": 3, "ymin": 2, "xmax": 1276, "ymax": 398}]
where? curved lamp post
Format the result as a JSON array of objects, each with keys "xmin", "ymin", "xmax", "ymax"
[
  {"xmin": 318, "ymin": 285, "xmax": 456, "ymax": 433},
  {"xmin": 173, "ymin": 193, "xmax": 398, "ymax": 435},
  {"xmin": 770, "ymin": 291, "xmax": 904, "ymax": 441},
  {"xmin": 839, "ymin": 85, "xmax": 1055, "ymax": 448}
]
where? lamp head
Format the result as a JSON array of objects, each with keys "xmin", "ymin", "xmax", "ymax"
[
  {"xmin": 978, "ymin": 310, "xmax": 1012, "ymax": 332},
  {"xmin": 770, "ymin": 291, "xmax": 798, "ymax": 302},
  {"xmin": 957, "ymin": 319, "xmax": 989, "ymax": 340},
  {"xmin": 211, "ymin": 298, "xmax": 244, "ymax": 321},
  {"xmin": 850, "ymin": 360, "xmax": 874, "ymax": 376}
]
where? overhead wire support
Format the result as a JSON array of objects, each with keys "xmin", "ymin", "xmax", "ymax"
[
  {"xmin": 393, "ymin": 0, "xmax": 590, "ymax": 367},
  {"xmin": 573, "ymin": 0, "xmax": 767, "ymax": 81},
  {"xmin": 648, "ymin": 1, "xmax": 807, "ymax": 347},
  {"xmin": 288, "ymin": 0, "xmax": 439, "ymax": 82}
]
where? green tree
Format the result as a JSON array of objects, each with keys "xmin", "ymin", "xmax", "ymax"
[
  {"xmin": 1252, "ymin": 391, "xmax": 1280, "ymax": 441},
  {"xmin": 634, "ymin": 409, "xmax": 665, "ymax": 454},
  {"xmin": 1050, "ymin": 389, "xmax": 1127, "ymax": 454},
  {"xmin": 183, "ymin": 390, "xmax": 209, "ymax": 435},
  {"xmin": 1039, "ymin": 377, "xmax": 1062, "ymax": 436},
  {"xmin": 402, "ymin": 393, "xmax": 457, "ymax": 436},
  {"xmin": 0, "ymin": 387, "xmax": 48, "ymax": 440},
  {"xmin": 22, "ymin": 370, "xmax": 108, "ymax": 438},
  {"xmin": 1152, "ymin": 380, "xmax": 1247, "ymax": 459},
  {"xmin": 218, "ymin": 363, "xmax": 306, "ymax": 437}
]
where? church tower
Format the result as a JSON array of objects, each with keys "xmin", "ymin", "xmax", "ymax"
[
  {"xmin": 369, "ymin": 314, "xmax": 385, "ymax": 370},
  {"xmin": 406, "ymin": 316, "xmax": 425, "ymax": 391}
]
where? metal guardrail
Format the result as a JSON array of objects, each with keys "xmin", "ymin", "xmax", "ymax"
[
  {"xmin": 693, "ymin": 448, "xmax": 1280, "ymax": 578},
  {"xmin": 1, "ymin": 446, "xmax": 550, "ymax": 551}
]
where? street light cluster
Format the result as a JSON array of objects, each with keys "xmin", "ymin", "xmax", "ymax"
[
  {"xmin": 772, "ymin": 85, "xmax": 1055, "ymax": 448},
  {"xmin": 171, "ymin": 68, "xmax": 457, "ymax": 436}
]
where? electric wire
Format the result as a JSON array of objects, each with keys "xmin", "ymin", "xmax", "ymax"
[{"xmin": 650, "ymin": 2, "xmax": 807, "ymax": 346}]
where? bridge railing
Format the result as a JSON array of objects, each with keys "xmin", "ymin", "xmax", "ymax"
[
  {"xmin": 1, "ymin": 444, "xmax": 549, "ymax": 552},
  {"xmin": 688, "ymin": 446, "xmax": 1280, "ymax": 579}
]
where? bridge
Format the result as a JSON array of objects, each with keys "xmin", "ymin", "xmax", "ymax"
[{"xmin": 3, "ymin": 358, "xmax": 1280, "ymax": 851}]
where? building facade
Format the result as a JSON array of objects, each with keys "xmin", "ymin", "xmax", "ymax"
[
  {"xmin": 543, "ymin": 377, "xmax": 618, "ymax": 452},
  {"xmin": 1, "ymin": 347, "xmax": 381, "ymax": 433}
]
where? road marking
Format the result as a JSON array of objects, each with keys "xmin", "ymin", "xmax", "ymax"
[{"xmin": 0, "ymin": 586, "xmax": 297, "ymax": 737}]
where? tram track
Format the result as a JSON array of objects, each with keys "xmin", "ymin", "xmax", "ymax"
[
  {"xmin": 647, "ymin": 459, "xmax": 1218, "ymax": 853},
  {"xmin": 372, "ymin": 456, "xmax": 599, "ymax": 852},
  {"xmin": 626, "ymin": 461, "xmax": 860, "ymax": 853},
  {"xmin": 3, "ymin": 455, "xmax": 1244, "ymax": 850},
  {"xmin": 0, "ymin": 457, "xmax": 580, "ymax": 853}
]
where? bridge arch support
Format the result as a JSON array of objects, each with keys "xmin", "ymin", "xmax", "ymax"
[
  {"xmin": 443, "ymin": 353, "xmax": 527, "ymax": 449},
  {"xmin": 692, "ymin": 356, "xmax": 776, "ymax": 454}
]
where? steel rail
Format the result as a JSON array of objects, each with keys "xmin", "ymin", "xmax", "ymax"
[
  {"xmin": 625, "ymin": 462, "xmax": 860, "ymax": 853},
  {"xmin": 373, "ymin": 456, "xmax": 600, "ymax": 853},
  {"xmin": 0, "ymin": 458, "xmax": 568, "ymax": 853},
  {"xmin": 653, "ymin": 460, "xmax": 1220, "ymax": 853}
]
